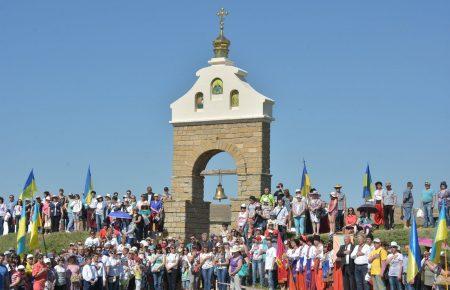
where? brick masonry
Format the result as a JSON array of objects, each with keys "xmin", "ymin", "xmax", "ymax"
[{"xmin": 165, "ymin": 120, "xmax": 271, "ymax": 238}]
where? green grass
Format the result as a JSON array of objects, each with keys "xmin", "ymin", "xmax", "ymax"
[
  {"xmin": 0, "ymin": 231, "xmax": 89, "ymax": 254},
  {"xmin": 316, "ymin": 226, "xmax": 449, "ymax": 247},
  {"xmin": 0, "ymin": 226, "xmax": 448, "ymax": 255}
]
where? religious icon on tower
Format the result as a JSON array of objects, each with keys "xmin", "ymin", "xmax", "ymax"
[
  {"xmin": 211, "ymin": 78, "xmax": 223, "ymax": 95},
  {"xmin": 230, "ymin": 90, "xmax": 239, "ymax": 107},
  {"xmin": 195, "ymin": 92, "xmax": 204, "ymax": 109}
]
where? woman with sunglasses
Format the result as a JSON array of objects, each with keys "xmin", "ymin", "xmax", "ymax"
[{"xmin": 345, "ymin": 207, "xmax": 358, "ymax": 234}]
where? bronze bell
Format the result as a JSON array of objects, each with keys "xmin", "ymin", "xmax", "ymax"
[{"xmin": 213, "ymin": 183, "xmax": 228, "ymax": 202}]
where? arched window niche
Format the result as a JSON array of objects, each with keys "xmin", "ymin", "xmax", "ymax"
[
  {"xmin": 195, "ymin": 92, "xmax": 204, "ymax": 110},
  {"xmin": 230, "ymin": 90, "xmax": 239, "ymax": 108},
  {"xmin": 211, "ymin": 78, "xmax": 223, "ymax": 95}
]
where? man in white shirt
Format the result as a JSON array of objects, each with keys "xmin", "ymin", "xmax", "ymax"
[
  {"xmin": 84, "ymin": 231, "xmax": 100, "ymax": 248},
  {"xmin": 351, "ymin": 235, "xmax": 371, "ymax": 290},
  {"xmin": 82, "ymin": 256, "xmax": 98, "ymax": 290},
  {"xmin": 265, "ymin": 240, "xmax": 277, "ymax": 290}
]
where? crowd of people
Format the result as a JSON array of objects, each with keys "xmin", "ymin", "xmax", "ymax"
[{"xmin": 0, "ymin": 180, "xmax": 448, "ymax": 290}]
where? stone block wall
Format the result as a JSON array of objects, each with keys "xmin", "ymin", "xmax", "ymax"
[{"xmin": 166, "ymin": 119, "xmax": 271, "ymax": 238}]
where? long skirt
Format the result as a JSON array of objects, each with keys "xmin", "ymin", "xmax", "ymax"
[
  {"xmin": 315, "ymin": 269, "xmax": 324, "ymax": 290},
  {"xmin": 374, "ymin": 202, "xmax": 384, "ymax": 225},
  {"xmin": 333, "ymin": 264, "xmax": 344, "ymax": 290},
  {"xmin": 296, "ymin": 272, "xmax": 305, "ymax": 289}
]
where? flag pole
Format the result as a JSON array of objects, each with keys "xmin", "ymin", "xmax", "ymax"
[
  {"xmin": 41, "ymin": 229, "xmax": 48, "ymax": 256},
  {"xmin": 445, "ymin": 247, "xmax": 448, "ymax": 290}
]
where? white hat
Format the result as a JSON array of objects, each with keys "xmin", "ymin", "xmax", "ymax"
[
  {"xmin": 373, "ymin": 238, "xmax": 381, "ymax": 243},
  {"xmin": 17, "ymin": 265, "xmax": 25, "ymax": 270},
  {"xmin": 295, "ymin": 189, "xmax": 301, "ymax": 193},
  {"xmin": 96, "ymin": 194, "xmax": 103, "ymax": 199},
  {"xmin": 390, "ymin": 241, "xmax": 399, "ymax": 249},
  {"xmin": 26, "ymin": 254, "xmax": 34, "ymax": 259},
  {"xmin": 104, "ymin": 242, "xmax": 111, "ymax": 247},
  {"xmin": 140, "ymin": 241, "xmax": 149, "ymax": 247},
  {"xmin": 43, "ymin": 258, "xmax": 51, "ymax": 264},
  {"xmin": 230, "ymin": 245, "xmax": 241, "ymax": 253},
  {"xmin": 240, "ymin": 203, "xmax": 246, "ymax": 208},
  {"xmin": 45, "ymin": 196, "xmax": 51, "ymax": 201}
]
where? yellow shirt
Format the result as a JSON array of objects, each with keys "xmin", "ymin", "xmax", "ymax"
[{"xmin": 370, "ymin": 247, "xmax": 387, "ymax": 275}]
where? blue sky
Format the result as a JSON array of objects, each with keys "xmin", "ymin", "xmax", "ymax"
[{"xmin": 0, "ymin": 1, "xmax": 449, "ymax": 207}]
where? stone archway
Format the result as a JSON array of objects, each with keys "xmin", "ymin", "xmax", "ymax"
[{"xmin": 165, "ymin": 121, "xmax": 271, "ymax": 238}]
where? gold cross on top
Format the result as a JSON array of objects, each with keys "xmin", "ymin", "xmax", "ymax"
[{"xmin": 216, "ymin": 8, "xmax": 229, "ymax": 36}]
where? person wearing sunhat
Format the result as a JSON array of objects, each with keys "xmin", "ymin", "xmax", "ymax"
[
  {"xmin": 291, "ymin": 189, "xmax": 307, "ymax": 235},
  {"xmin": 334, "ymin": 184, "xmax": 346, "ymax": 232},
  {"xmin": 382, "ymin": 182, "xmax": 397, "ymax": 230},
  {"xmin": 228, "ymin": 245, "xmax": 243, "ymax": 290},
  {"xmin": 386, "ymin": 241, "xmax": 403, "ymax": 290},
  {"xmin": 308, "ymin": 189, "xmax": 323, "ymax": 235}
]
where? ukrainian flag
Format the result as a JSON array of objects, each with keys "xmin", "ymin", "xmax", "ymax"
[
  {"xmin": 16, "ymin": 202, "xmax": 27, "ymax": 255},
  {"xmin": 29, "ymin": 202, "xmax": 42, "ymax": 250},
  {"xmin": 430, "ymin": 205, "xmax": 448, "ymax": 263},
  {"xmin": 19, "ymin": 170, "xmax": 37, "ymax": 200},
  {"xmin": 300, "ymin": 160, "xmax": 311, "ymax": 197},
  {"xmin": 83, "ymin": 166, "xmax": 94, "ymax": 205},
  {"xmin": 362, "ymin": 164, "xmax": 374, "ymax": 200},
  {"xmin": 406, "ymin": 216, "xmax": 421, "ymax": 283}
]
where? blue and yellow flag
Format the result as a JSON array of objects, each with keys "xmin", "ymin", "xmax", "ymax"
[
  {"xmin": 406, "ymin": 216, "xmax": 421, "ymax": 283},
  {"xmin": 19, "ymin": 170, "xmax": 37, "ymax": 200},
  {"xmin": 29, "ymin": 202, "xmax": 42, "ymax": 250},
  {"xmin": 300, "ymin": 160, "xmax": 311, "ymax": 197},
  {"xmin": 362, "ymin": 164, "xmax": 374, "ymax": 200},
  {"xmin": 16, "ymin": 202, "xmax": 27, "ymax": 255},
  {"xmin": 83, "ymin": 166, "xmax": 94, "ymax": 205},
  {"xmin": 430, "ymin": 205, "xmax": 448, "ymax": 263}
]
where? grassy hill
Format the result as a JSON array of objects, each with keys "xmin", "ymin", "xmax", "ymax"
[
  {"xmin": 0, "ymin": 231, "xmax": 89, "ymax": 254},
  {"xmin": 0, "ymin": 227, "xmax": 446, "ymax": 254}
]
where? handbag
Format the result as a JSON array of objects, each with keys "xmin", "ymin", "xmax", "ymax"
[
  {"xmin": 70, "ymin": 273, "xmax": 81, "ymax": 283},
  {"xmin": 238, "ymin": 262, "xmax": 248, "ymax": 278}
]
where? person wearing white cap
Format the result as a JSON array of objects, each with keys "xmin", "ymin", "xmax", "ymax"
[
  {"xmin": 291, "ymin": 190, "xmax": 307, "ymax": 235},
  {"xmin": 236, "ymin": 204, "xmax": 248, "ymax": 232},
  {"xmin": 11, "ymin": 264, "xmax": 26, "ymax": 289},
  {"xmin": 386, "ymin": 241, "xmax": 403, "ymax": 290},
  {"xmin": 368, "ymin": 238, "xmax": 387, "ymax": 290}
]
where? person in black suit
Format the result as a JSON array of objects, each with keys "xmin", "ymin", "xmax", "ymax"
[{"xmin": 336, "ymin": 235, "xmax": 356, "ymax": 290}]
